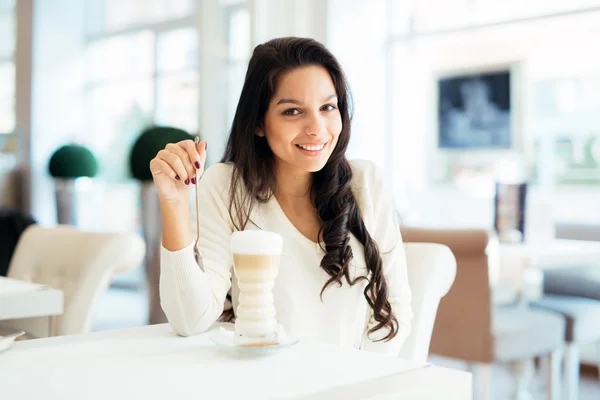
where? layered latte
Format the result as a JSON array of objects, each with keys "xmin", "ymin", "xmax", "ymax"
[{"xmin": 230, "ymin": 230, "xmax": 283, "ymax": 346}]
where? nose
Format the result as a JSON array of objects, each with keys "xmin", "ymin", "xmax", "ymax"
[{"xmin": 304, "ymin": 112, "xmax": 325, "ymax": 136}]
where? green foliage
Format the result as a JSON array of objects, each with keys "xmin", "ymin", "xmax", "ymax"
[
  {"xmin": 129, "ymin": 126, "xmax": 193, "ymax": 181},
  {"xmin": 48, "ymin": 144, "xmax": 99, "ymax": 178}
]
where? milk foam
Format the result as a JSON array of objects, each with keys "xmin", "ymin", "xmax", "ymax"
[{"xmin": 230, "ymin": 230, "xmax": 283, "ymax": 255}]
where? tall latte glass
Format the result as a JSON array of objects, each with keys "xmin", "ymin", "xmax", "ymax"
[{"xmin": 230, "ymin": 230, "xmax": 283, "ymax": 346}]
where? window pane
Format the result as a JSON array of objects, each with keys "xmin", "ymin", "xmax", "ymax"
[
  {"xmin": 0, "ymin": 97, "xmax": 14, "ymax": 133},
  {"xmin": 156, "ymin": 28, "xmax": 198, "ymax": 72},
  {"xmin": 555, "ymin": 135, "xmax": 600, "ymax": 185},
  {"xmin": 85, "ymin": 79, "xmax": 154, "ymax": 181},
  {"xmin": 85, "ymin": 0, "xmax": 106, "ymax": 36},
  {"xmin": 0, "ymin": 62, "xmax": 14, "ymax": 96},
  {"xmin": 86, "ymin": 31, "xmax": 154, "ymax": 82},
  {"xmin": 155, "ymin": 70, "xmax": 199, "ymax": 134},
  {"xmin": 103, "ymin": 0, "xmax": 195, "ymax": 32},
  {"xmin": 226, "ymin": 61, "xmax": 246, "ymax": 124},
  {"xmin": 530, "ymin": 73, "xmax": 600, "ymax": 187},
  {"xmin": 0, "ymin": 0, "xmax": 14, "ymax": 13},
  {"xmin": 228, "ymin": 7, "xmax": 250, "ymax": 61},
  {"xmin": 0, "ymin": 12, "xmax": 15, "ymax": 57},
  {"xmin": 0, "ymin": 62, "xmax": 13, "ymax": 133}
]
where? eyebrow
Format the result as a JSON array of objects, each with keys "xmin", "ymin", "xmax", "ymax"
[{"xmin": 276, "ymin": 94, "xmax": 337, "ymax": 106}]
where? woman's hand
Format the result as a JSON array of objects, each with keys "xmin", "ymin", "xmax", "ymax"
[{"xmin": 150, "ymin": 140, "xmax": 208, "ymax": 204}]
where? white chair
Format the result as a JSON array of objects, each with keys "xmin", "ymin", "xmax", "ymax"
[
  {"xmin": 4, "ymin": 225, "xmax": 145, "ymax": 337},
  {"xmin": 398, "ymin": 242, "xmax": 457, "ymax": 363}
]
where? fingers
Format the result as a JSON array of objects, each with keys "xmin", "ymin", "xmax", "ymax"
[
  {"xmin": 165, "ymin": 143, "xmax": 196, "ymax": 183},
  {"xmin": 149, "ymin": 158, "xmax": 179, "ymax": 181},
  {"xmin": 150, "ymin": 140, "xmax": 208, "ymax": 185},
  {"xmin": 156, "ymin": 149, "xmax": 191, "ymax": 184},
  {"xmin": 179, "ymin": 140, "xmax": 204, "ymax": 172}
]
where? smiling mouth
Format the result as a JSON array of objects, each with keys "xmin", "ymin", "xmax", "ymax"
[{"xmin": 295, "ymin": 143, "xmax": 327, "ymax": 151}]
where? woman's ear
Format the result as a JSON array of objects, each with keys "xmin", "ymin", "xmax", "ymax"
[{"xmin": 255, "ymin": 127, "xmax": 265, "ymax": 137}]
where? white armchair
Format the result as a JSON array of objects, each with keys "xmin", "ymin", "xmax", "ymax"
[
  {"xmin": 4, "ymin": 225, "xmax": 146, "ymax": 337},
  {"xmin": 398, "ymin": 242, "xmax": 457, "ymax": 363}
]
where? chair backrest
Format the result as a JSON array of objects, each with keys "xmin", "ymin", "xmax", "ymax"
[
  {"xmin": 402, "ymin": 227, "xmax": 494, "ymax": 363},
  {"xmin": 7, "ymin": 225, "xmax": 146, "ymax": 336},
  {"xmin": 398, "ymin": 242, "xmax": 456, "ymax": 363}
]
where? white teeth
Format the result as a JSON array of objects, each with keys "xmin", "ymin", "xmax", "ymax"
[{"xmin": 297, "ymin": 143, "xmax": 326, "ymax": 151}]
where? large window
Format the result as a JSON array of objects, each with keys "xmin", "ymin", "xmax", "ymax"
[
  {"xmin": 83, "ymin": 0, "xmax": 199, "ymax": 183},
  {"xmin": 0, "ymin": 0, "xmax": 16, "ymax": 177},
  {"xmin": 225, "ymin": 4, "xmax": 251, "ymax": 124},
  {"xmin": 83, "ymin": 0, "xmax": 252, "ymax": 182},
  {"xmin": 391, "ymin": 0, "xmax": 600, "ymax": 34},
  {"xmin": 0, "ymin": 0, "xmax": 15, "ymax": 136},
  {"xmin": 77, "ymin": 0, "xmax": 251, "ymax": 324},
  {"xmin": 86, "ymin": 0, "xmax": 196, "ymax": 35},
  {"xmin": 529, "ymin": 65, "xmax": 600, "ymax": 187}
]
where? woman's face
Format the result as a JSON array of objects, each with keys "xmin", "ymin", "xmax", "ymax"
[{"xmin": 259, "ymin": 65, "xmax": 342, "ymax": 173}]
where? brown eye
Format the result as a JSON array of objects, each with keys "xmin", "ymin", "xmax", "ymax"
[
  {"xmin": 283, "ymin": 108, "xmax": 301, "ymax": 116},
  {"xmin": 321, "ymin": 104, "xmax": 336, "ymax": 112}
]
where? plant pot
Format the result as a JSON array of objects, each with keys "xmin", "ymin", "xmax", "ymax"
[
  {"xmin": 140, "ymin": 182, "xmax": 167, "ymax": 324},
  {"xmin": 54, "ymin": 178, "xmax": 78, "ymax": 225}
]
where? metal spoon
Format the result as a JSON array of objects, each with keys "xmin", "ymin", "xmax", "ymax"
[{"xmin": 193, "ymin": 136, "xmax": 204, "ymax": 271}]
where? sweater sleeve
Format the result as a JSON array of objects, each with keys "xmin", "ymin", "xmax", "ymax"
[
  {"xmin": 159, "ymin": 163, "xmax": 234, "ymax": 336},
  {"xmin": 358, "ymin": 162, "xmax": 413, "ymax": 355}
]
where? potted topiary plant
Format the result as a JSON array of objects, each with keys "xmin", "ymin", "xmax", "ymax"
[
  {"xmin": 129, "ymin": 125, "xmax": 193, "ymax": 324},
  {"xmin": 48, "ymin": 143, "xmax": 99, "ymax": 225}
]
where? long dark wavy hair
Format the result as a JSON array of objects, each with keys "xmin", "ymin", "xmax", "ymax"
[{"xmin": 220, "ymin": 37, "xmax": 398, "ymax": 342}]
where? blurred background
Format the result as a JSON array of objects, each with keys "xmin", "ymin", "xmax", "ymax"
[{"xmin": 1, "ymin": 1, "xmax": 600, "ymax": 397}]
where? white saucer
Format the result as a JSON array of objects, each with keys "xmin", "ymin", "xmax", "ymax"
[
  {"xmin": 209, "ymin": 326, "xmax": 299, "ymax": 357},
  {"xmin": 0, "ymin": 331, "xmax": 24, "ymax": 354}
]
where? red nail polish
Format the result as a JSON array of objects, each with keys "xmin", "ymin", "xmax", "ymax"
[
  {"xmin": 185, "ymin": 178, "xmax": 190, "ymax": 185},
  {"xmin": 191, "ymin": 177, "xmax": 196, "ymax": 185},
  {"xmin": 195, "ymin": 161, "xmax": 200, "ymax": 169},
  {"xmin": 175, "ymin": 175, "xmax": 180, "ymax": 180}
]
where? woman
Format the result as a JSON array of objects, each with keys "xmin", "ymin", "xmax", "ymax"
[{"xmin": 153, "ymin": 37, "xmax": 412, "ymax": 355}]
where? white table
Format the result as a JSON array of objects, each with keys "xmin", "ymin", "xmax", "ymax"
[
  {"xmin": 494, "ymin": 239, "xmax": 600, "ymax": 305},
  {"xmin": 0, "ymin": 324, "xmax": 472, "ymax": 399},
  {"xmin": 0, "ymin": 276, "xmax": 63, "ymax": 336},
  {"xmin": 500, "ymin": 238, "xmax": 600, "ymax": 270}
]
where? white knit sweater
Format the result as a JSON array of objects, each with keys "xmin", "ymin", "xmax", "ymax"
[{"xmin": 159, "ymin": 159, "xmax": 412, "ymax": 355}]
